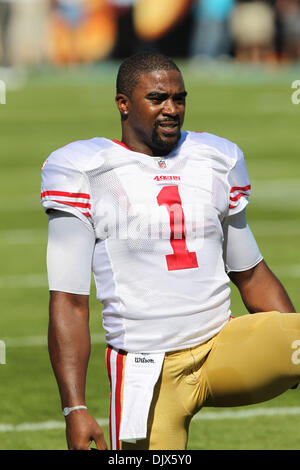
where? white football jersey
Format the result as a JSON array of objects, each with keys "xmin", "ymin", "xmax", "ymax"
[{"xmin": 41, "ymin": 131, "xmax": 251, "ymax": 353}]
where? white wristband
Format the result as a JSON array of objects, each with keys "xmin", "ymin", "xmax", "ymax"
[{"xmin": 63, "ymin": 405, "xmax": 87, "ymax": 417}]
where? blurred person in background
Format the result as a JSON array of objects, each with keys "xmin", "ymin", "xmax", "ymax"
[
  {"xmin": 49, "ymin": 0, "xmax": 116, "ymax": 64},
  {"xmin": 230, "ymin": 0, "xmax": 276, "ymax": 63},
  {"xmin": 109, "ymin": 0, "xmax": 194, "ymax": 60},
  {"xmin": 8, "ymin": 0, "xmax": 50, "ymax": 66},
  {"xmin": 189, "ymin": 0, "xmax": 236, "ymax": 59},
  {"xmin": 0, "ymin": 0, "xmax": 12, "ymax": 66},
  {"xmin": 49, "ymin": 0, "xmax": 87, "ymax": 64},
  {"xmin": 51, "ymin": 0, "xmax": 86, "ymax": 26},
  {"xmin": 108, "ymin": 0, "xmax": 143, "ymax": 58},
  {"xmin": 276, "ymin": 0, "xmax": 300, "ymax": 62}
]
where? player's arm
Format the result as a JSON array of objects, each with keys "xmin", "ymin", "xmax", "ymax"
[
  {"xmin": 47, "ymin": 211, "xmax": 107, "ymax": 450},
  {"xmin": 224, "ymin": 209, "xmax": 295, "ymax": 313},
  {"xmin": 49, "ymin": 291, "xmax": 107, "ymax": 449},
  {"xmin": 229, "ymin": 260, "xmax": 295, "ymax": 313}
]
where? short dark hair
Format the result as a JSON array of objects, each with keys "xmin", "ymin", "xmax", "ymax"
[{"xmin": 116, "ymin": 52, "xmax": 181, "ymax": 98}]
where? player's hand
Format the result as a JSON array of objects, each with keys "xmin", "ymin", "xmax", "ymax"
[{"xmin": 65, "ymin": 409, "xmax": 108, "ymax": 450}]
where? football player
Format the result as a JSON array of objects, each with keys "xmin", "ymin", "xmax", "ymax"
[{"xmin": 41, "ymin": 52, "xmax": 300, "ymax": 450}]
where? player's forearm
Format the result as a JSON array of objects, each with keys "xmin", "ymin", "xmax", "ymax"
[
  {"xmin": 229, "ymin": 260, "xmax": 296, "ymax": 314},
  {"xmin": 242, "ymin": 279, "xmax": 295, "ymax": 314},
  {"xmin": 48, "ymin": 291, "xmax": 91, "ymax": 408}
]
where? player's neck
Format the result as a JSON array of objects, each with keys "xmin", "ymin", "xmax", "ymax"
[
  {"xmin": 120, "ymin": 136, "xmax": 155, "ymax": 156},
  {"xmin": 120, "ymin": 133, "xmax": 178, "ymax": 157}
]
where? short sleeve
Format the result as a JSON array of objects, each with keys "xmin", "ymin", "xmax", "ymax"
[
  {"xmin": 228, "ymin": 145, "xmax": 251, "ymax": 216},
  {"xmin": 41, "ymin": 154, "xmax": 93, "ymax": 226}
]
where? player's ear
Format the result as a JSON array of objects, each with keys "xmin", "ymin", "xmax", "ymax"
[{"xmin": 115, "ymin": 93, "xmax": 130, "ymax": 120}]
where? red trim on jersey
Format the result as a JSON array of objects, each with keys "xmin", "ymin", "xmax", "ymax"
[
  {"xmin": 230, "ymin": 192, "xmax": 248, "ymax": 202},
  {"xmin": 106, "ymin": 347, "xmax": 126, "ymax": 450},
  {"xmin": 112, "ymin": 139, "xmax": 132, "ymax": 151},
  {"xmin": 230, "ymin": 185, "xmax": 251, "ymax": 194},
  {"xmin": 41, "ymin": 190, "xmax": 90, "ymax": 200},
  {"xmin": 106, "ymin": 348, "xmax": 113, "ymax": 450},
  {"xmin": 52, "ymin": 200, "xmax": 91, "ymax": 209},
  {"xmin": 229, "ymin": 185, "xmax": 251, "ymax": 208},
  {"xmin": 115, "ymin": 352, "xmax": 124, "ymax": 450}
]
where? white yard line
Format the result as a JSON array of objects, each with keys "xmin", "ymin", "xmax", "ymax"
[
  {"xmin": 251, "ymin": 179, "xmax": 300, "ymax": 210},
  {"xmin": 3, "ymin": 333, "xmax": 105, "ymax": 348},
  {"xmin": 0, "ymin": 179, "xmax": 300, "ymax": 215},
  {"xmin": 251, "ymin": 220, "xmax": 300, "ymax": 237},
  {"xmin": 273, "ymin": 265, "xmax": 300, "ymax": 278},
  {"xmin": 0, "ymin": 229, "xmax": 46, "ymax": 245},
  {"xmin": 193, "ymin": 406, "xmax": 300, "ymax": 420},
  {"xmin": 1, "ymin": 220, "xmax": 300, "ymax": 246},
  {"xmin": 0, "ymin": 273, "xmax": 48, "ymax": 288},
  {"xmin": 1, "ymin": 407, "xmax": 300, "ymax": 433},
  {"xmin": 0, "ymin": 418, "xmax": 109, "ymax": 433},
  {"xmin": 1, "ymin": 262, "xmax": 300, "ymax": 291},
  {"xmin": 0, "ymin": 195, "xmax": 41, "ymax": 213}
]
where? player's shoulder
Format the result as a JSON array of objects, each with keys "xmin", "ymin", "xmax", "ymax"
[
  {"xmin": 183, "ymin": 130, "xmax": 243, "ymax": 163},
  {"xmin": 43, "ymin": 137, "xmax": 115, "ymax": 172}
]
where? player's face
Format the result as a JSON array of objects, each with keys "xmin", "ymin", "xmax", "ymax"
[{"xmin": 125, "ymin": 69, "xmax": 186, "ymax": 156}]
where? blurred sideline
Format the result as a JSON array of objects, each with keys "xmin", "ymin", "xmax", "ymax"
[
  {"xmin": 1, "ymin": 60, "xmax": 300, "ymax": 93},
  {"xmin": 1, "ymin": 0, "xmax": 300, "ymax": 80}
]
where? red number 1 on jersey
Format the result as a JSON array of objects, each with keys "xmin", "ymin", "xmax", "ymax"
[{"xmin": 157, "ymin": 185, "xmax": 199, "ymax": 271}]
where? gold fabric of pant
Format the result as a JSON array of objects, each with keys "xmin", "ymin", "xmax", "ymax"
[{"xmin": 121, "ymin": 311, "xmax": 300, "ymax": 450}]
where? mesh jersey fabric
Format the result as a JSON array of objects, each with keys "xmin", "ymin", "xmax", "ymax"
[{"xmin": 41, "ymin": 131, "xmax": 252, "ymax": 353}]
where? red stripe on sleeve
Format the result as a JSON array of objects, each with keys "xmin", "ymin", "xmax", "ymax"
[
  {"xmin": 41, "ymin": 190, "xmax": 90, "ymax": 199},
  {"xmin": 230, "ymin": 184, "xmax": 251, "ymax": 194},
  {"xmin": 230, "ymin": 192, "xmax": 249, "ymax": 202},
  {"xmin": 52, "ymin": 200, "xmax": 91, "ymax": 210}
]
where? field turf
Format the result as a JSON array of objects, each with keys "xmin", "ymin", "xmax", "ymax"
[{"xmin": 0, "ymin": 61, "xmax": 300, "ymax": 450}]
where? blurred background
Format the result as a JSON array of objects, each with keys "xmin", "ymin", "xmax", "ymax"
[
  {"xmin": 1, "ymin": 0, "xmax": 300, "ymax": 451},
  {"xmin": 1, "ymin": 0, "xmax": 300, "ymax": 67}
]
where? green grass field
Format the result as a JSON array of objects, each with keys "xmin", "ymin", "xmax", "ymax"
[{"xmin": 1, "ymin": 61, "xmax": 300, "ymax": 450}]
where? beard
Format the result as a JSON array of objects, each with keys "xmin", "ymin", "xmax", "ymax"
[{"xmin": 151, "ymin": 119, "xmax": 181, "ymax": 156}]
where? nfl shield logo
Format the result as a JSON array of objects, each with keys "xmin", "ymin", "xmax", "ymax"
[{"xmin": 157, "ymin": 159, "xmax": 166, "ymax": 169}]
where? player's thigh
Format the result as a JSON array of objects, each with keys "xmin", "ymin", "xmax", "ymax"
[
  {"xmin": 121, "ymin": 347, "xmax": 206, "ymax": 450},
  {"xmin": 121, "ymin": 372, "xmax": 191, "ymax": 450},
  {"xmin": 202, "ymin": 311, "xmax": 300, "ymax": 407}
]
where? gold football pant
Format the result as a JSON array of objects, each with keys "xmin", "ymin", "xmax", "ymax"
[{"xmin": 106, "ymin": 311, "xmax": 300, "ymax": 450}]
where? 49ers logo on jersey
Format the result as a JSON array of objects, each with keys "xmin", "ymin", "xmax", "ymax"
[{"xmin": 154, "ymin": 175, "xmax": 181, "ymax": 182}]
